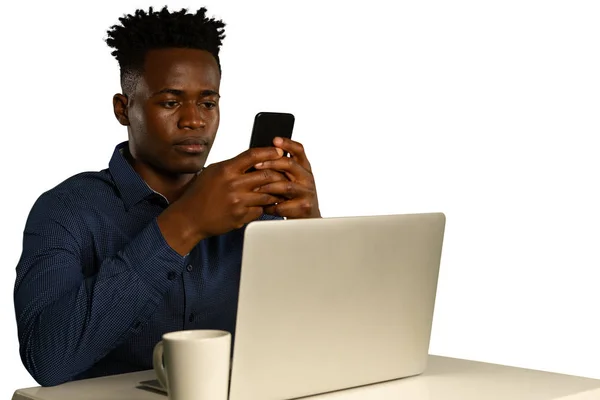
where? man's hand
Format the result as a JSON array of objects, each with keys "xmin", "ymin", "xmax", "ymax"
[
  {"xmin": 252, "ymin": 137, "xmax": 321, "ymax": 219},
  {"xmin": 158, "ymin": 147, "xmax": 288, "ymax": 255}
]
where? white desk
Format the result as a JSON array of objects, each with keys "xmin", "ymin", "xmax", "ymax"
[{"xmin": 12, "ymin": 355, "xmax": 600, "ymax": 400}]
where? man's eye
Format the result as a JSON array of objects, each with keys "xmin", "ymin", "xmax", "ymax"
[
  {"xmin": 161, "ymin": 101, "xmax": 178, "ymax": 108},
  {"xmin": 202, "ymin": 102, "xmax": 217, "ymax": 110}
]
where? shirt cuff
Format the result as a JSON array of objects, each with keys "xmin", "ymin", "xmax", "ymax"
[{"xmin": 122, "ymin": 218, "xmax": 188, "ymax": 294}]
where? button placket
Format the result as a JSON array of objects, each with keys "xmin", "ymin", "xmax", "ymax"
[{"xmin": 182, "ymin": 258, "xmax": 195, "ymax": 327}]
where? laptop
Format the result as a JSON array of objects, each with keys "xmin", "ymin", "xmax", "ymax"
[{"xmin": 141, "ymin": 212, "xmax": 446, "ymax": 399}]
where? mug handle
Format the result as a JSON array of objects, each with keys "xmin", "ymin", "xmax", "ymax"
[{"xmin": 153, "ymin": 340, "xmax": 168, "ymax": 390}]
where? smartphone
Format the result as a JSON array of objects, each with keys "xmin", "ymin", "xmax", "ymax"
[{"xmin": 249, "ymin": 112, "xmax": 295, "ymax": 156}]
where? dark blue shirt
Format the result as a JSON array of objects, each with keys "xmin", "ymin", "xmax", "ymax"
[{"xmin": 13, "ymin": 141, "xmax": 281, "ymax": 387}]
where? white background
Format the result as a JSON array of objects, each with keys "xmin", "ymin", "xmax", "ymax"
[{"xmin": 1, "ymin": 0, "xmax": 599, "ymax": 397}]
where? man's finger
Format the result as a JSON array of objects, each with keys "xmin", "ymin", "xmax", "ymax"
[
  {"xmin": 230, "ymin": 168, "xmax": 288, "ymax": 191},
  {"xmin": 256, "ymin": 181, "xmax": 313, "ymax": 200},
  {"xmin": 253, "ymin": 156, "xmax": 311, "ymax": 183},
  {"xmin": 272, "ymin": 137, "xmax": 312, "ymax": 172},
  {"xmin": 241, "ymin": 192, "xmax": 285, "ymax": 207},
  {"xmin": 264, "ymin": 198, "xmax": 315, "ymax": 219},
  {"xmin": 230, "ymin": 147, "xmax": 284, "ymax": 173}
]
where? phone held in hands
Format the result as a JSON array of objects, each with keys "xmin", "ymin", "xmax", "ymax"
[
  {"xmin": 247, "ymin": 112, "xmax": 294, "ymax": 173},
  {"xmin": 249, "ymin": 112, "xmax": 295, "ymax": 156}
]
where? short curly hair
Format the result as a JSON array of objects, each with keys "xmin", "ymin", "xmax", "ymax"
[{"xmin": 105, "ymin": 6, "xmax": 226, "ymax": 95}]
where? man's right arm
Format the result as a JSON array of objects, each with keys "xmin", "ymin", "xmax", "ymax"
[
  {"xmin": 13, "ymin": 147, "xmax": 289, "ymax": 386},
  {"xmin": 13, "ymin": 191, "xmax": 188, "ymax": 387}
]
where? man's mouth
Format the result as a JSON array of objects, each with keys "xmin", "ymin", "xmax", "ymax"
[{"xmin": 174, "ymin": 138, "xmax": 209, "ymax": 154}]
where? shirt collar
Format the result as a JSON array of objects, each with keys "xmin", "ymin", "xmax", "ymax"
[{"xmin": 108, "ymin": 141, "xmax": 155, "ymax": 210}]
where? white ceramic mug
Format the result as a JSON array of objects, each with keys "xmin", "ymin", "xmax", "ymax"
[{"xmin": 153, "ymin": 329, "xmax": 231, "ymax": 400}]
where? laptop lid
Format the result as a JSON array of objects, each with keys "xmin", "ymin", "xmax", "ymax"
[{"xmin": 229, "ymin": 212, "xmax": 446, "ymax": 400}]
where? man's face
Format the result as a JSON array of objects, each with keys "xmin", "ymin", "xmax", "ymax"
[{"xmin": 123, "ymin": 48, "xmax": 221, "ymax": 175}]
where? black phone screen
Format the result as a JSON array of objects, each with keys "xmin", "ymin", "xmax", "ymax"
[{"xmin": 249, "ymin": 112, "xmax": 295, "ymax": 151}]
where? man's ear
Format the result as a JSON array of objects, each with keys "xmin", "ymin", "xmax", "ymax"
[{"xmin": 113, "ymin": 94, "xmax": 130, "ymax": 126}]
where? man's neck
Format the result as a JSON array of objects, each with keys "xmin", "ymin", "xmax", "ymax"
[{"xmin": 123, "ymin": 148, "xmax": 196, "ymax": 204}]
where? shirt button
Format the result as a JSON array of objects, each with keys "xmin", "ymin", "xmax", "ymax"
[
  {"xmin": 186, "ymin": 264, "xmax": 193, "ymax": 272},
  {"xmin": 167, "ymin": 271, "xmax": 177, "ymax": 280},
  {"xmin": 189, "ymin": 314, "xmax": 195, "ymax": 322}
]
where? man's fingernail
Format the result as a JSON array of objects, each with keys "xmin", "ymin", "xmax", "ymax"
[
  {"xmin": 276, "ymin": 148, "xmax": 284, "ymax": 156},
  {"xmin": 255, "ymin": 162, "xmax": 264, "ymax": 168},
  {"xmin": 273, "ymin": 137, "xmax": 283, "ymax": 146}
]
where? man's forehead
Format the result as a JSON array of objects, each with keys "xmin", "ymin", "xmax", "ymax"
[{"xmin": 141, "ymin": 48, "xmax": 220, "ymax": 90}]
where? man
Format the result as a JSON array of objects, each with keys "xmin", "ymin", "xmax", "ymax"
[{"xmin": 13, "ymin": 6, "xmax": 320, "ymax": 387}]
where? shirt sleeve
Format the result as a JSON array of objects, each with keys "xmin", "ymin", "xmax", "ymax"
[{"xmin": 13, "ymin": 191, "xmax": 187, "ymax": 387}]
